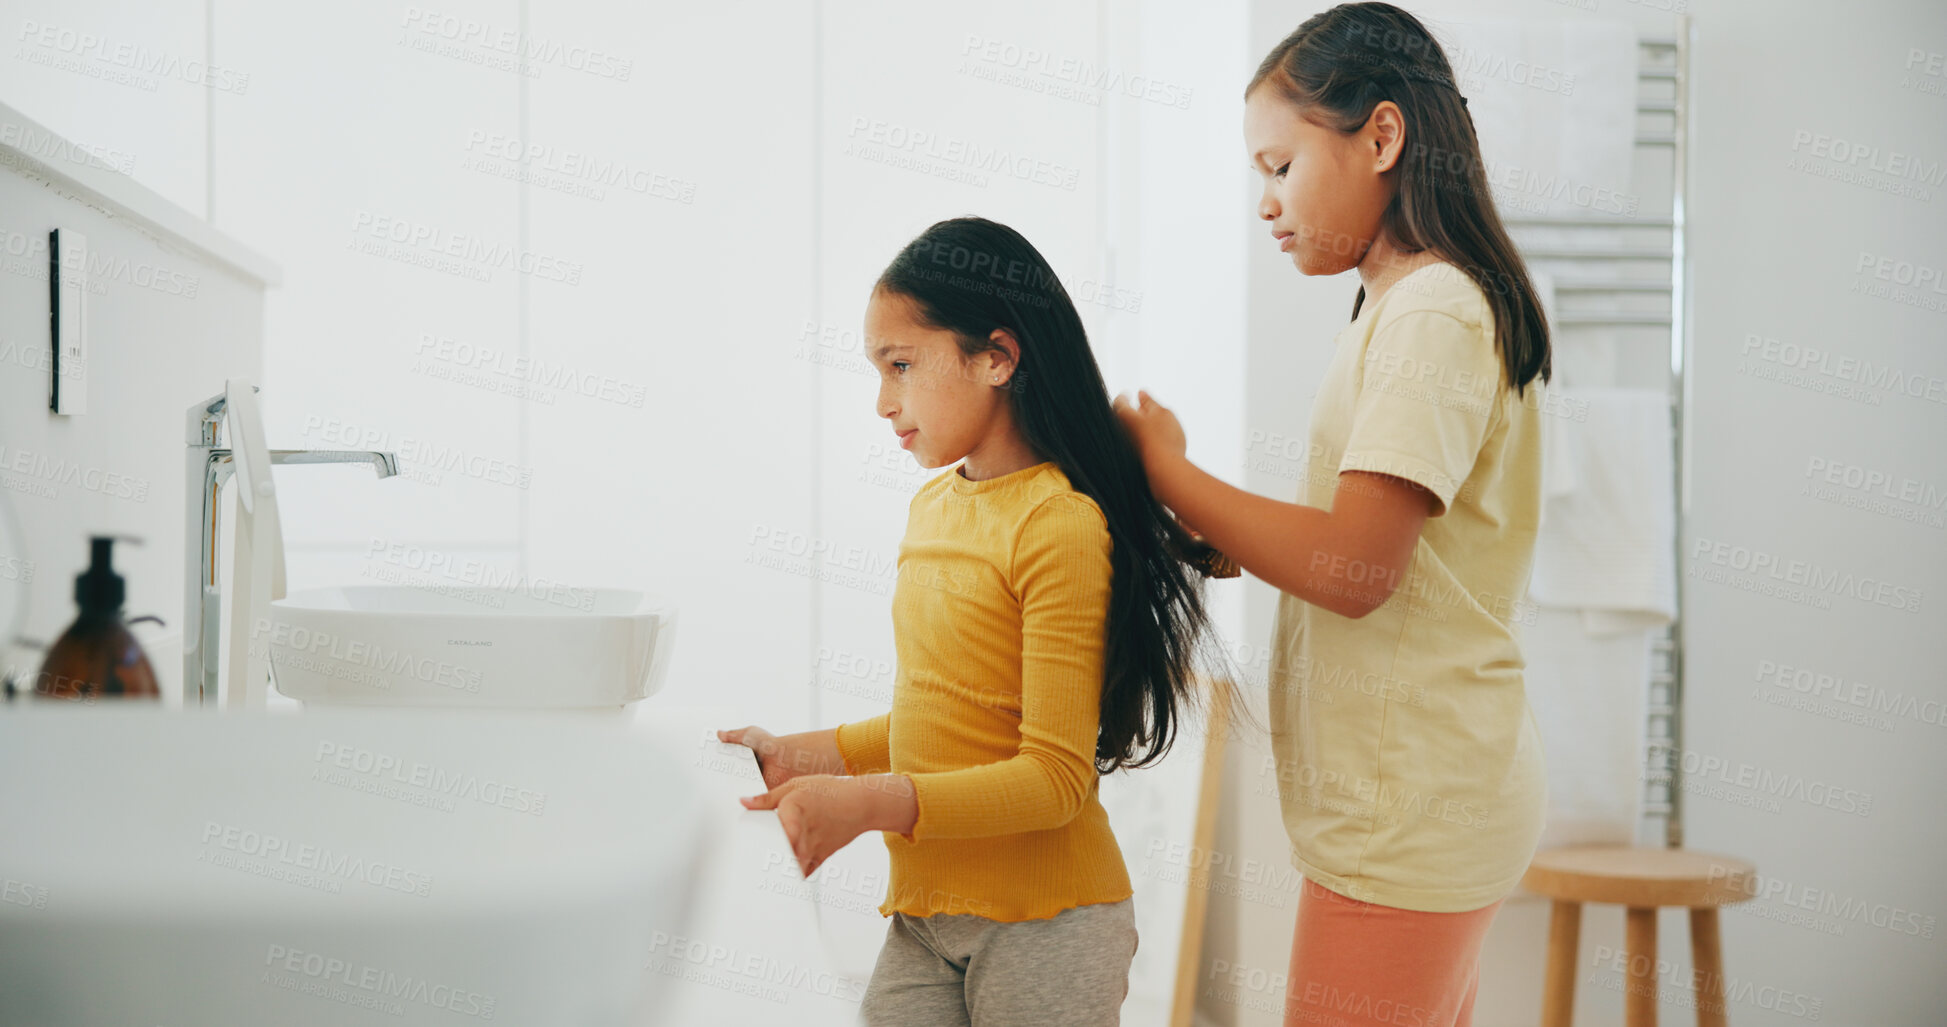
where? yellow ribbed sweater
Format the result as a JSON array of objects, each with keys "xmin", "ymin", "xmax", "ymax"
[{"xmin": 834, "ymin": 460, "xmax": 1133, "ymax": 922}]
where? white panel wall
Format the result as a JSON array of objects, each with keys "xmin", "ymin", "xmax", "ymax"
[
  {"xmin": 517, "ymin": 2, "xmax": 819, "ymax": 720},
  {"xmin": 1679, "ymin": 4, "xmax": 1947, "ymax": 1025},
  {"xmin": 6, "ymin": 1, "xmax": 1941, "ymax": 1023},
  {"xmin": 0, "ymin": 0, "xmax": 211, "ymax": 214},
  {"xmin": 213, "ymin": 1, "xmax": 525, "ymax": 592}
]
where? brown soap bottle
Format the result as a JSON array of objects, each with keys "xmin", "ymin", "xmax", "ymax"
[{"xmin": 33, "ymin": 536, "xmax": 158, "ymax": 702}]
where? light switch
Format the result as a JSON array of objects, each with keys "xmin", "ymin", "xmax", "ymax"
[{"xmin": 49, "ymin": 228, "xmax": 87, "ymax": 416}]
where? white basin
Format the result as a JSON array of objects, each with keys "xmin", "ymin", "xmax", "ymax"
[
  {"xmin": 0, "ymin": 705, "xmax": 711, "ymax": 1025},
  {"xmin": 265, "ymin": 585, "xmax": 676, "ymax": 712}
]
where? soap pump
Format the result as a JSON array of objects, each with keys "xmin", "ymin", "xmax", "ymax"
[{"xmin": 33, "ymin": 535, "xmax": 159, "ymax": 701}]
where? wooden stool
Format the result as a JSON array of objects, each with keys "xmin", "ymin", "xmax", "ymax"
[{"xmin": 1522, "ymin": 846, "xmax": 1756, "ymax": 1027}]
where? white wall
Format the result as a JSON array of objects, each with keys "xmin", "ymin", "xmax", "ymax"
[
  {"xmin": 5, "ymin": 1, "xmax": 1942, "ymax": 1024},
  {"xmin": 2, "ymin": 0, "xmax": 211, "ymax": 214},
  {"xmin": 1678, "ymin": 2, "xmax": 1946, "ymax": 1023}
]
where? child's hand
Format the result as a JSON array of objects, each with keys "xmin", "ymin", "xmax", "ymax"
[
  {"xmin": 1112, "ymin": 389, "xmax": 1188, "ymax": 476},
  {"xmin": 717, "ymin": 725, "xmax": 827, "ymax": 791},
  {"xmin": 740, "ymin": 773, "xmax": 915, "ymax": 878}
]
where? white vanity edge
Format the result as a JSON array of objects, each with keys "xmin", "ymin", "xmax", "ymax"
[{"xmin": 0, "ymin": 99, "xmax": 281, "ymax": 287}]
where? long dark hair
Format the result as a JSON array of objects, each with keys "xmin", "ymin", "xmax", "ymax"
[
  {"xmin": 1247, "ymin": 2, "xmax": 1551, "ymax": 399},
  {"xmin": 876, "ymin": 216, "xmax": 1245, "ymax": 773}
]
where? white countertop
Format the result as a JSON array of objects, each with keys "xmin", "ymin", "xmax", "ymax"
[{"xmin": 625, "ymin": 704, "xmax": 890, "ymax": 1026}]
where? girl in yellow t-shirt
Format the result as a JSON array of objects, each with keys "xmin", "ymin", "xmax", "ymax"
[
  {"xmin": 720, "ymin": 216, "xmax": 1244, "ymax": 1025},
  {"xmin": 1115, "ymin": 5, "xmax": 1554, "ymax": 1025}
]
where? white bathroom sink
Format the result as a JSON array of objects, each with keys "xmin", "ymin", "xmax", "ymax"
[
  {"xmin": 265, "ymin": 585, "xmax": 676, "ymax": 712},
  {"xmin": 0, "ymin": 705, "xmax": 711, "ymax": 1025}
]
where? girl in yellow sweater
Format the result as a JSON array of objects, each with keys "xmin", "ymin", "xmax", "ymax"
[{"xmin": 721, "ymin": 216, "xmax": 1240, "ymax": 1025}]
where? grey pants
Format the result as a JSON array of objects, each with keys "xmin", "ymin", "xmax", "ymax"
[{"xmin": 859, "ymin": 897, "xmax": 1138, "ymax": 1026}]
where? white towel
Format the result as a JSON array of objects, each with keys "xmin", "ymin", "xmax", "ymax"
[
  {"xmin": 1524, "ymin": 606, "xmax": 1653, "ymax": 849},
  {"xmin": 1530, "ymin": 387, "xmax": 1676, "ymax": 636},
  {"xmin": 1523, "ymin": 386, "xmax": 1674, "ymax": 851},
  {"xmin": 223, "ymin": 379, "xmax": 286, "ymax": 710},
  {"xmin": 1433, "ymin": 18, "xmax": 1639, "ymax": 219}
]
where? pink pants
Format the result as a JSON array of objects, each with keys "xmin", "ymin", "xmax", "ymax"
[{"xmin": 1285, "ymin": 877, "xmax": 1505, "ymax": 1027}]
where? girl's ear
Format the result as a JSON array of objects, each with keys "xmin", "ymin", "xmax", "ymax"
[
  {"xmin": 987, "ymin": 327, "xmax": 1022, "ymax": 382},
  {"xmin": 1369, "ymin": 100, "xmax": 1406, "ymax": 173}
]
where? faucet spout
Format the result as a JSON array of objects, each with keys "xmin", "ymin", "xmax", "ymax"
[{"xmin": 269, "ymin": 450, "xmax": 400, "ymax": 478}]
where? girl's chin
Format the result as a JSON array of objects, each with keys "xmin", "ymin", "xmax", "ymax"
[{"xmin": 1294, "ymin": 250, "xmax": 1355, "ymax": 277}]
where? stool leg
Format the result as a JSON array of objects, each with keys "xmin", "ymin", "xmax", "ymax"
[
  {"xmin": 1625, "ymin": 906, "xmax": 1658, "ymax": 1027},
  {"xmin": 1541, "ymin": 900, "xmax": 1581, "ymax": 1027},
  {"xmin": 1690, "ymin": 907, "xmax": 1727, "ymax": 1027}
]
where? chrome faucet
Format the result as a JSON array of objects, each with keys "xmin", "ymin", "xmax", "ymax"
[{"xmin": 183, "ymin": 384, "xmax": 399, "ymax": 707}]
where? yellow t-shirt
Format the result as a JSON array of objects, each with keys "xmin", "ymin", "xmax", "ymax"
[
  {"xmin": 834, "ymin": 460, "xmax": 1134, "ymax": 922},
  {"xmin": 1269, "ymin": 259, "xmax": 1550, "ymax": 913}
]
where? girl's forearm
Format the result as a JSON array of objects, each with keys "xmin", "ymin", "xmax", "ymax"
[{"xmin": 1148, "ymin": 454, "xmax": 1376, "ymax": 618}]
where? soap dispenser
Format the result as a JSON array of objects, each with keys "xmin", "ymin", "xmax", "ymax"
[{"xmin": 33, "ymin": 535, "xmax": 158, "ymax": 701}]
